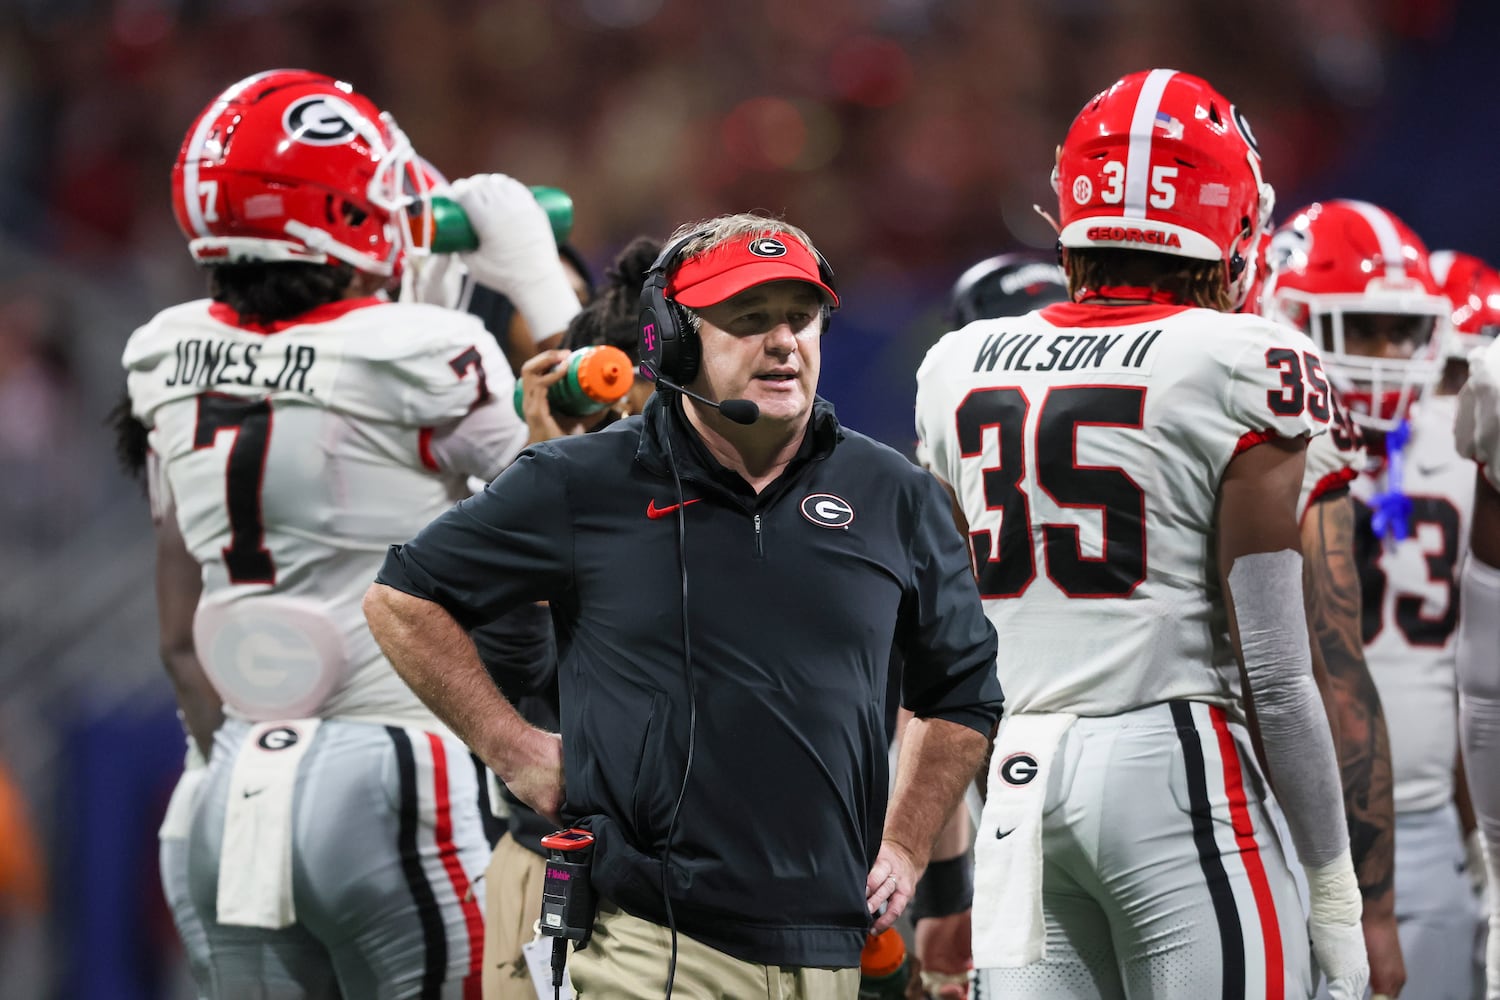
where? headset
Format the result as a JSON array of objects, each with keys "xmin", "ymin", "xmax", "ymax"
[{"xmin": 638, "ymin": 229, "xmax": 839, "ymax": 384}]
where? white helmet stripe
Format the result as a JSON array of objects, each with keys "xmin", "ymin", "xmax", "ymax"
[
  {"xmin": 182, "ymin": 71, "xmax": 290, "ymax": 239},
  {"xmin": 1346, "ymin": 200, "xmax": 1407, "ymax": 281},
  {"xmin": 1429, "ymin": 249, "xmax": 1455, "ymax": 286},
  {"xmin": 1124, "ymin": 68, "xmax": 1177, "ymax": 218}
]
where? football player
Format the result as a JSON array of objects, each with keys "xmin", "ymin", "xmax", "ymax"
[
  {"xmin": 1245, "ymin": 227, "xmax": 1404, "ymax": 998},
  {"xmin": 1455, "ymin": 330, "xmax": 1500, "ymax": 1000},
  {"xmin": 917, "ymin": 69, "xmax": 1366, "ymax": 997},
  {"xmin": 948, "ymin": 252, "xmax": 1070, "ymax": 328},
  {"xmin": 898, "ymin": 252, "xmax": 1073, "ymax": 999},
  {"xmin": 1440, "ymin": 251, "xmax": 1500, "ymax": 1000},
  {"xmin": 121, "ymin": 69, "xmax": 576, "ymax": 998},
  {"xmin": 1264, "ymin": 199, "xmax": 1476, "ymax": 999}
]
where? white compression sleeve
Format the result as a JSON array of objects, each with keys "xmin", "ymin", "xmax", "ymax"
[
  {"xmin": 1227, "ymin": 549, "xmax": 1350, "ymax": 868},
  {"xmin": 426, "ymin": 398, "xmax": 529, "ymax": 482},
  {"xmin": 1458, "ymin": 556, "xmax": 1500, "ymax": 912}
]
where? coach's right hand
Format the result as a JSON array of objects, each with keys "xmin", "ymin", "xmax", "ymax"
[{"xmin": 501, "ymin": 726, "xmax": 565, "ymax": 826}]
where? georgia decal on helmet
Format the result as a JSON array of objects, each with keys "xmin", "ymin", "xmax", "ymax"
[
  {"xmin": 1052, "ymin": 68, "xmax": 1275, "ymax": 308},
  {"xmin": 1260, "ymin": 199, "xmax": 1451, "ymax": 431},
  {"xmin": 171, "ymin": 69, "xmax": 427, "ymax": 277},
  {"xmin": 1430, "ymin": 249, "xmax": 1500, "ymax": 357}
]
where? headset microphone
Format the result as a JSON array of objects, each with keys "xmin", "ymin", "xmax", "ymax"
[{"xmin": 639, "ymin": 362, "xmax": 760, "ymax": 426}]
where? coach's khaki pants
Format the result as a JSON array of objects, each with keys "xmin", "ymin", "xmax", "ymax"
[
  {"xmin": 482, "ymin": 833, "xmax": 548, "ymax": 1000},
  {"xmin": 568, "ymin": 898, "xmax": 859, "ymax": 1000}
]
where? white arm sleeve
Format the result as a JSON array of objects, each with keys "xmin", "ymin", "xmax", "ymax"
[
  {"xmin": 1227, "ymin": 549, "xmax": 1350, "ymax": 868},
  {"xmin": 426, "ymin": 398, "xmax": 529, "ymax": 482}
]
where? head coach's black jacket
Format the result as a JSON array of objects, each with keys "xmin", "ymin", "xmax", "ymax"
[{"xmin": 377, "ymin": 393, "xmax": 1003, "ymax": 968}]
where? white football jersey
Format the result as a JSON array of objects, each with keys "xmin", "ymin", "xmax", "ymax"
[
  {"xmin": 124, "ymin": 297, "xmax": 518, "ymax": 727},
  {"xmin": 917, "ymin": 302, "xmax": 1330, "ymax": 718},
  {"xmin": 1456, "ymin": 338, "xmax": 1500, "ymax": 489},
  {"xmin": 1353, "ymin": 394, "xmax": 1474, "ymax": 813},
  {"xmin": 1300, "ymin": 392, "xmax": 1366, "ymax": 520}
]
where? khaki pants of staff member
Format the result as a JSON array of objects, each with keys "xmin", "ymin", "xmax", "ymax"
[
  {"xmin": 568, "ymin": 898, "xmax": 860, "ymax": 1000},
  {"xmin": 483, "ymin": 832, "xmax": 548, "ymax": 1000}
]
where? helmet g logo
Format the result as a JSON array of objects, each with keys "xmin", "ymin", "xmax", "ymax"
[
  {"xmin": 800, "ymin": 493, "xmax": 854, "ymax": 528},
  {"xmin": 284, "ymin": 96, "xmax": 359, "ymax": 146},
  {"xmin": 999, "ymin": 752, "xmax": 1038, "ymax": 786},
  {"xmin": 1230, "ymin": 105, "xmax": 1260, "ymax": 154},
  {"xmin": 1268, "ymin": 226, "xmax": 1311, "ymax": 276},
  {"xmin": 748, "ymin": 237, "xmax": 787, "ymax": 258}
]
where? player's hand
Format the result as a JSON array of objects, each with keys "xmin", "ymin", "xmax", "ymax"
[
  {"xmin": 519, "ymin": 349, "xmax": 585, "ymax": 444},
  {"xmin": 914, "ymin": 909, "xmax": 972, "ymax": 998},
  {"xmin": 867, "ymin": 841, "xmax": 919, "ymax": 934},
  {"xmin": 1469, "ymin": 829, "xmax": 1490, "ymax": 900},
  {"xmin": 501, "ymin": 727, "xmax": 565, "ymax": 826},
  {"xmin": 1361, "ymin": 907, "xmax": 1404, "ymax": 998},
  {"xmin": 450, "ymin": 174, "xmax": 580, "ymax": 342},
  {"xmin": 1310, "ymin": 916, "xmax": 1370, "ymax": 1000},
  {"xmin": 1486, "ymin": 914, "xmax": 1500, "ymax": 1000},
  {"xmin": 450, "ymin": 173, "xmax": 558, "ymax": 292}
]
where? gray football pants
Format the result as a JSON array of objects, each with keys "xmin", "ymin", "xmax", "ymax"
[
  {"xmin": 162, "ymin": 812, "xmax": 212, "ymax": 997},
  {"xmin": 975, "ymin": 701, "xmax": 1312, "ymax": 999},
  {"xmin": 188, "ymin": 717, "xmax": 489, "ymax": 999}
]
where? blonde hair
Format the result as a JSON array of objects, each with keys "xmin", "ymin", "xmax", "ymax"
[
  {"xmin": 665, "ymin": 212, "xmax": 820, "ymax": 262},
  {"xmin": 1065, "ymin": 248, "xmax": 1233, "ymax": 312}
]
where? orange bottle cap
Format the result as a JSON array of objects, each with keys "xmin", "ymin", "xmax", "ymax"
[
  {"xmin": 575, "ymin": 345, "xmax": 633, "ymax": 405},
  {"xmin": 860, "ymin": 927, "xmax": 906, "ymax": 978}
]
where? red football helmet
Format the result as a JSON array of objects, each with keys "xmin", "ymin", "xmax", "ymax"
[
  {"xmin": 171, "ymin": 69, "xmax": 426, "ymax": 277},
  {"xmin": 1261, "ymin": 200, "xmax": 1450, "ymax": 431},
  {"xmin": 1430, "ymin": 249, "xmax": 1500, "ymax": 356},
  {"xmin": 1054, "ymin": 68, "xmax": 1274, "ymax": 307}
]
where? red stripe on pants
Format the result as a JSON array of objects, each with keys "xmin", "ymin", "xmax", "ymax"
[
  {"xmin": 426, "ymin": 732, "xmax": 485, "ymax": 999},
  {"xmin": 1209, "ymin": 705, "xmax": 1285, "ymax": 1000}
]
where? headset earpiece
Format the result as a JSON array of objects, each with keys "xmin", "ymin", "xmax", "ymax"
[{"xmin": 639, "ymin": 230, "xmax": 710, "ymax": 384}]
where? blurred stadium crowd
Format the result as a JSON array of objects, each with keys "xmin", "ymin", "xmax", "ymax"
[{"xmin": 0, "ymin": 0, "xmax": 1492, "ymax": 996}]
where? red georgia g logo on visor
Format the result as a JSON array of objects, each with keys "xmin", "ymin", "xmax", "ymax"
[{"xmin": 800, "ymin": 493, "xmax": 854, "ymax": 528}]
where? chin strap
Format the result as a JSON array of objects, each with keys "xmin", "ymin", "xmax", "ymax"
[
  {"xmin": 1369, "ymin": 418, "xmax": 1413, "ymax": 541},
  {"xmin": 1074, "ymin": 284, "xmax": 1182, "ymax": 305}
]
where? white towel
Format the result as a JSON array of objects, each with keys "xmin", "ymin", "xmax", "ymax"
[
  {"xmin": 216, "ymin": 719, "xmax": 321, "ymax": 928},
  {"xmin": 972, "ymin": 711, "xmax": 1076, "ymax": 968}
]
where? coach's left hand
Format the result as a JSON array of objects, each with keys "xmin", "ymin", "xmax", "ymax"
[{"xmin": 866, "ymin": 841, "xmax": 920, "ymax": 934}]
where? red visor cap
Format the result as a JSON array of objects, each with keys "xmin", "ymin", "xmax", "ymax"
[{"xmin": 667, "ymin": 234, "xmax": 839, "ymax": 309}]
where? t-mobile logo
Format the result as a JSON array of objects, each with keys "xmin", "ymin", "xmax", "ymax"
[{"xmin": 643, "ymin": 322, "xmax": 657, "ymax": 353}]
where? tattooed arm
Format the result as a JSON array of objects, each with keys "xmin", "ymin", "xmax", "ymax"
[{"xmin": 1302, "ymin": 491, "xmax": 1403, "ymax": 997}]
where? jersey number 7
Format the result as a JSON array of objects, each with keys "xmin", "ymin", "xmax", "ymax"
[
  {"xmin": 956, "ymin": 385, "xmax": 1146, "ymax": 599},
  {"xmin": 194, "ymin": 393, "xmax": 275, "ymax": 584}
]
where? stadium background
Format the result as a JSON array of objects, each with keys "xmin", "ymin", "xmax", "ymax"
[{"xmin": 0, "ymin": 0, "xmax": 1494, "ymax": 995}]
